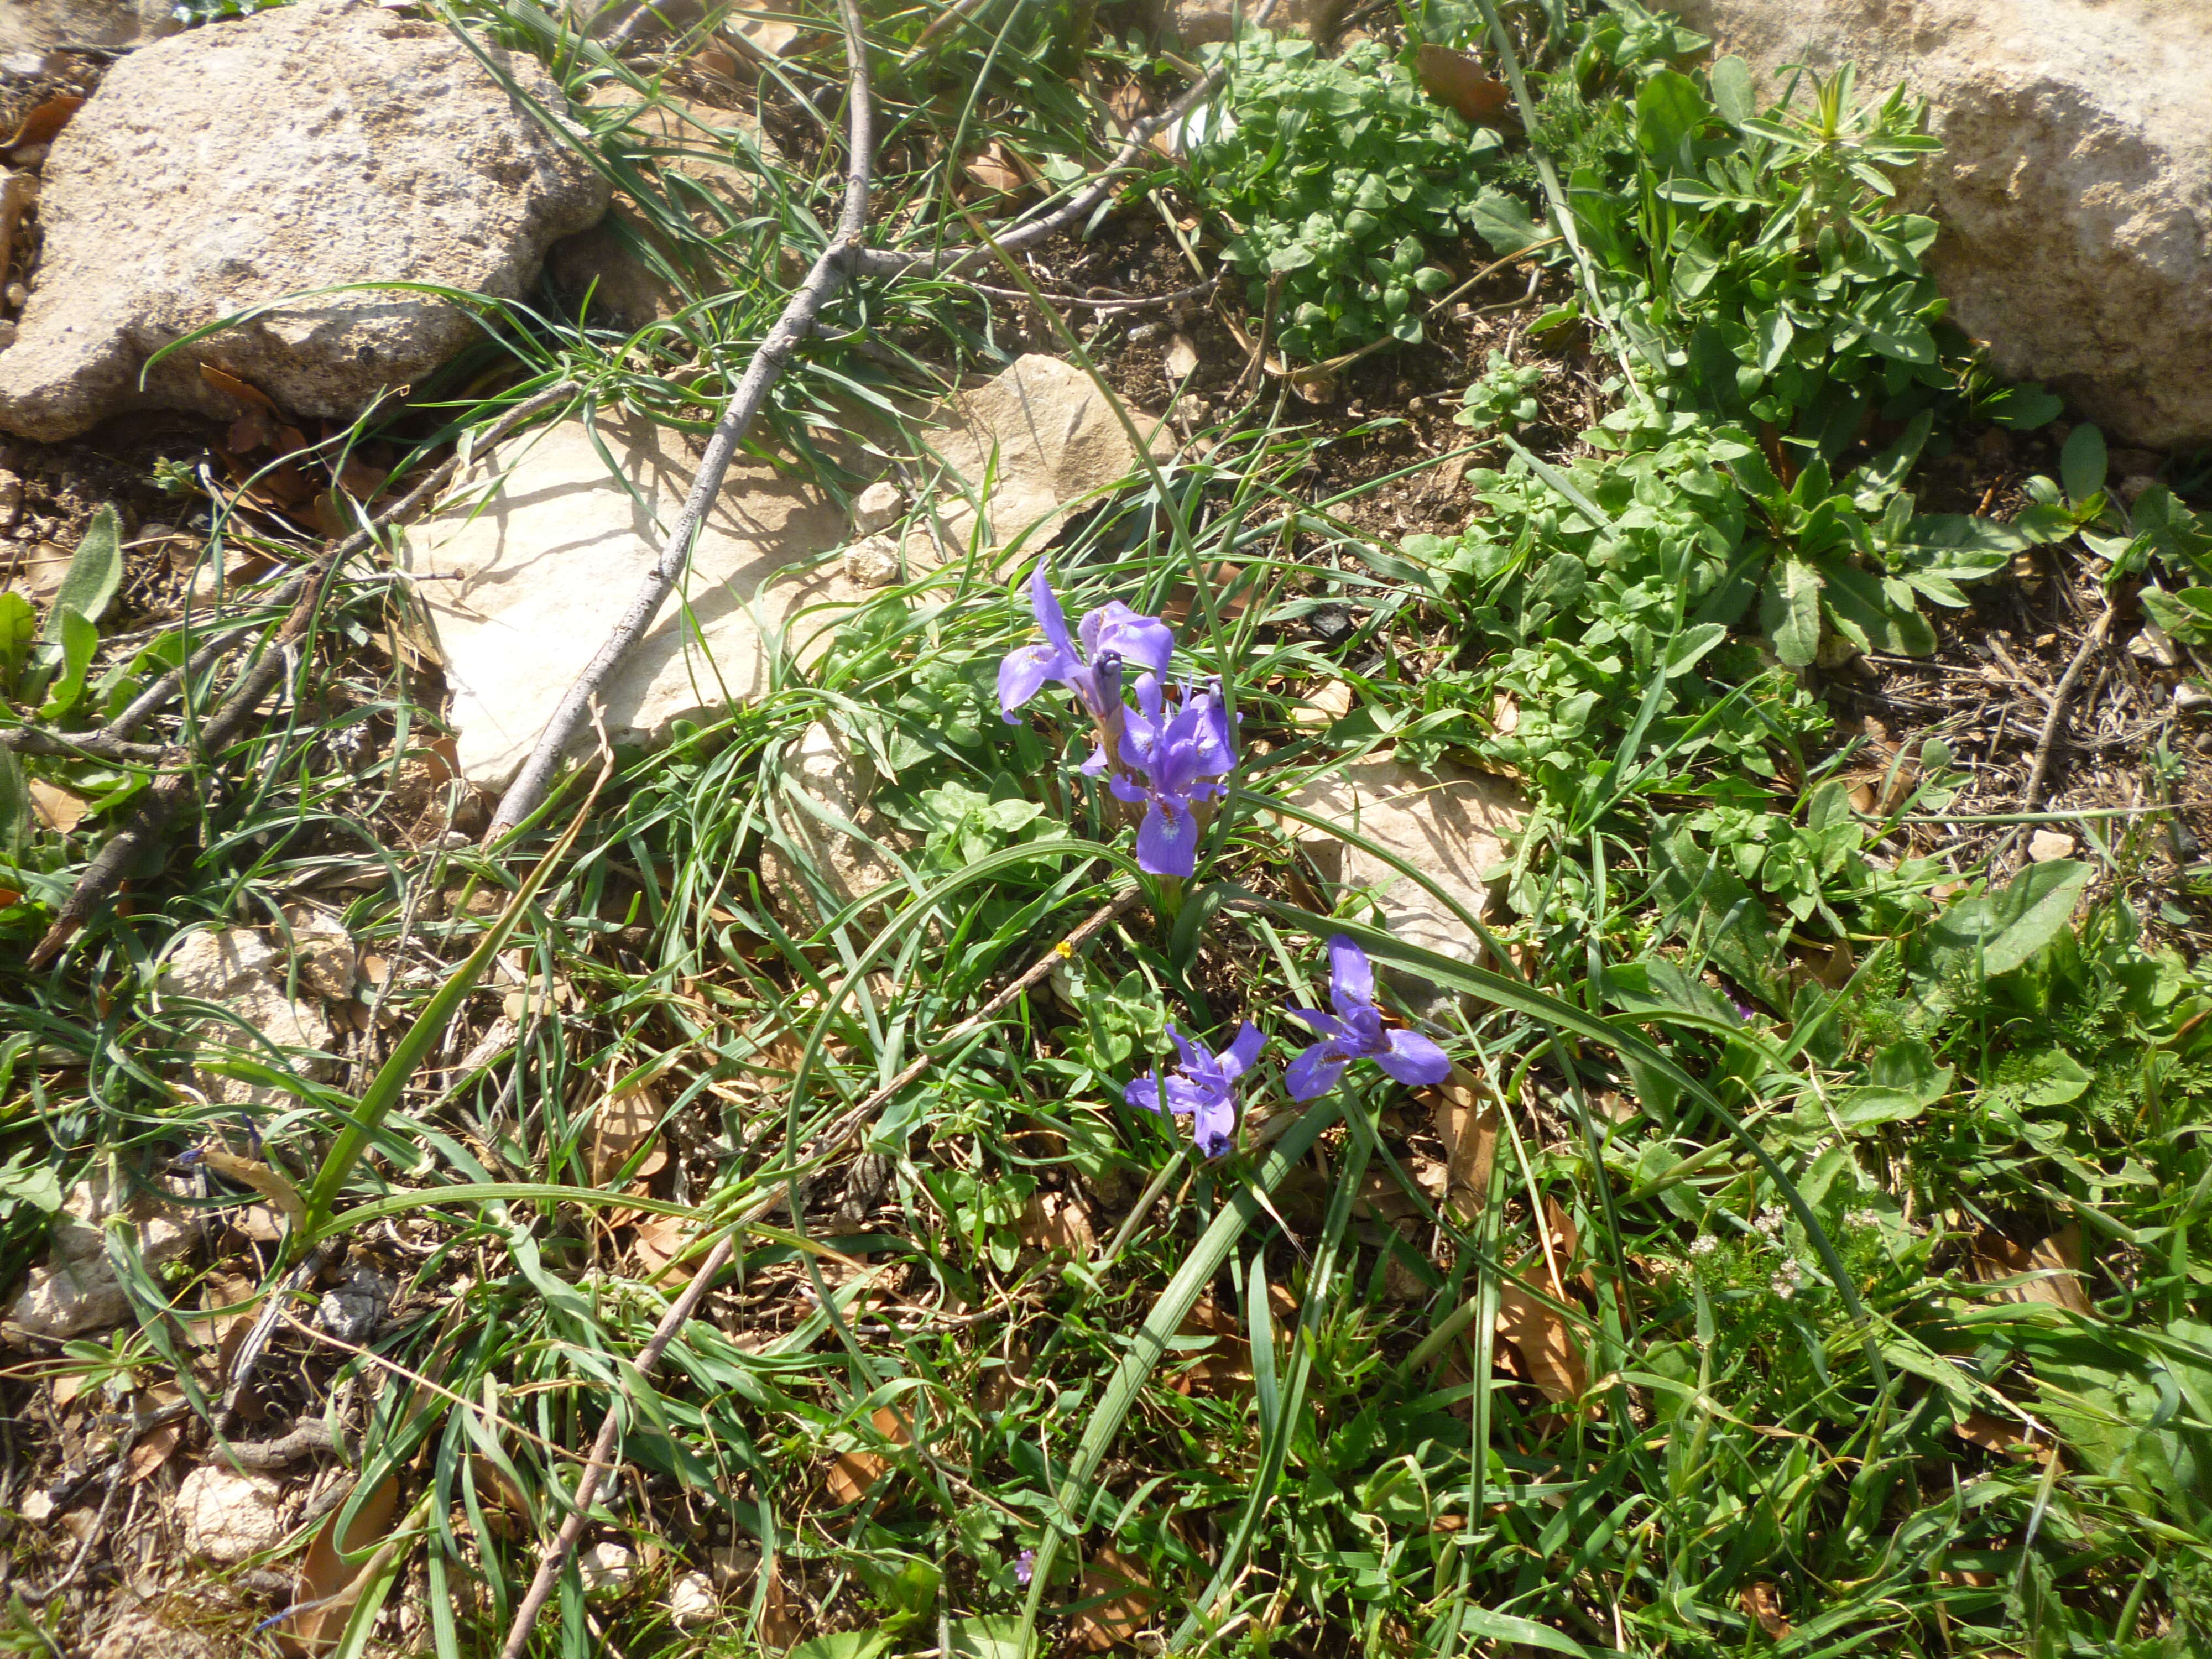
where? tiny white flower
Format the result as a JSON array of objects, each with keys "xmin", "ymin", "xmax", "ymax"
[{"xmin": 1690, "ymin": 1235, "xmax": 1719, "ymax": 1258}]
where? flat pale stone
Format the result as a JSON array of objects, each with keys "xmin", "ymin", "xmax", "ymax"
[
  {"xmin": 156, "ymin": 927, "xmax": 336, "ymax": 1108},
  {"xmin": 176, "ymin": 1465, "xmax": 285, "ymax": 1564},
  {"xmin": 913, "ymin": 354, "xmax": 1173, "ymax": 560},
  {"xmin": 404, "ymin": 409, "xmax": 859, "ymax": 790},
  {"xmin": 1281, "ymin": 753, "xmax": 1525, "ymax": 972},
  {"xmin": 8, "ymin": 1170, "xmax": 198, "ymax": 1343}
]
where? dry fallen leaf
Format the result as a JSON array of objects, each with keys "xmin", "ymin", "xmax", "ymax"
[
  {"xmin": 1495, "ymin": 1271, "xmax": 1590, "ymax": 1417},
  {"xmin": 824, "ymin": 1405, "xmax": 910, "ymax": 1504},
  {"xmin": 759, "ymin": 1557, "xmax": 802, "ymax": 1651},
  {"xmin": 200, "ymin": 1146, "xmax": 309, "ymax": 1238},
  {"xmin": 3, "ymin": 93, "xmax": 83, "ymax": 152},
  {"xmin": 630, "ymin": 1211, "xmax": 689, "ymax": 1278},
  {"xmin": 1164, "ymin": 332, "xmax": 1200, "ymax": 383},
  {"xmin": 1740, "ymin": 1582, "xmax": 1791, "ymax": 1640},
  {"xmin": 1019, "ymin": 1191, "xmax": 1097, "ymax": 1256},
  {"xmin": 27, "ymin": 779, "xmax": 87, "ymax": 833},
  {"xmin": 1172, "ymin": 1295, "xmax": 1252, "ymax": 1398},
  {"xmin": 276, "ymin": 1468, "xmax": 401, "ymax": 1655},
  {"xmin": 1073, "ymin": 1546, "xmax": 1157, "ymax": 1651},
  {"xmin": 1414, "ymin": 45, "xmax": 1516, "ymax": 127},
  {"xmin": 589, "ymin": 1083, "xmax": 668, "ymax": 1187},
  {"xmin": 1973, "ymin": 1224, "xmax": 2093, "ymax": 1315},
  {"xmin": 126, "ymin": 1418, "xmax": 182, "ymax": 1483},
  {"xmin": 962, "ymin": 142, "xmax": 1026, "ymax": 195},
  {"xmin": 1953, "ymin": 1411, "xmax": 2047, "ymax": 1461},
  {"xmin": 1425, "ymin": 1067, "xmax": 1498, "ymax": 1222},
  {"xmin": 199, "ymin": 361, "xmax": 279, "ymax": 413}
]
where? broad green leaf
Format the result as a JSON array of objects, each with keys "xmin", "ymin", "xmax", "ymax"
[
  {"xmin": 947, "ymin": 1617, "xmax": 1024, "ymax": 1659},
  {"xmin": 2140, "ymin": 585, "xmax": 2212, "ymax": 644},
  {"xmin": 1754, "ymin": 307, "xmax": 1794, "ymax": 373},
  {"xmin": 1764, "ymin": 555, "xmax": 1822, "ymax": 668},
  {"xmin": 0, "ymin": 590, "xmax": 33, "ymax": 691},
  {"xmin": 1709, "ymin": 54, "xmax": 1755, "ymax": 128},
  {"xmin": 0, "ymin": 743, "xmax": 25, "ymax": 854},
  {"xmin": 36, "ymin": 605, "xmax": 100, "ymax": 721},
  {"xmin": 2061, "ymin": 422, "xmax": 2108, "ymax": 505},
  {"xmin": 1823, "ymin": 561, "xmax": 1936, "ymax": 656},
  {"xmin": 1926, "ymin": 859, "xmax": 2093, "ymax": 979},
  {"xmin": 1635, "ymin": 69, "xmax": 1708, "ymax": 164},
  {"xmin": 42, "ymin": 504, "xmax": 123, "ymax": 639},
  {"xmin": 1467, "ymin": 186, "xmax": 1546, "ymax": 256},
  {"xmin": 791, "ymin": 1635, "xmax": 893, "ymax": 1659}
]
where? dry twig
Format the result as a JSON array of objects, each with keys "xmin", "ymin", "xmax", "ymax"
[
  {"xmin": 2022, "ymin": 599, "xmax": 2118, "ymax": 813},
  {"xmin": 486, "ymin": 0, "xmax": 876, "ymax": 839}
]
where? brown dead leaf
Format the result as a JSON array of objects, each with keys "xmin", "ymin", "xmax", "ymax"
[
  {"xmin": 199, "ymin": 361, "xmax": 279, "ymax": 413},
  {"xmin": 589, "ymin": 1084, "xmax": 668, "ymax": 1187},
  {"xmin": 760, "ymin": 1558, "xmax": 802, "ymax": 1651},
  {"xmin": 1105, "ymin": 80, "xmax": 1152, "ymax": 134},
  {"xmin": 1019, "ymin": 1191, "xmax": 1097, "ymax": 1257},
  {"xmin": 962, "ymin": 142, "xmax": 1026, "ymax": 195},
  {"xmin": 27, "ymin": 779, "xmax": 87, "ymax": 833},
  {"xmin": 825, "ymin": 1406, "xmax": 910, "ymax": 1504},
  {"xmin": 1973, "ymin": 1224, "xmax": 2093, "ymax": 1315},
  {"xmin": 1494, "ymin": 1275, "xmax": 1590, "ymax": 1417},
  {"xmin": 631, "ymin": 1211, "xmax": 688, "ymax": 1279},
  {"xmin": 276, "ymin": 1469, "xmax": 401, "ymax": 1655},
  {"xmin": 1953, "ymin": 1412, "xmax": 2047, "ymax": 1461},
  {"xmin": 1415, "ymin": 46, "xmax": 1516, "ymax": 127},
  {"xmin": 1538, "ymin": 1195, "xmax": 1594, "ymax": 1296},
  {"xmin": 1425, "ymin": 1068, "xmax": 1498, "ymax": 1222},
  {"xmin": 1072, "ymin": 1546, "xmax": 1157, "ymax": 1651},
  {"xmin": 0, "ymin": 889, "xmax": 20, "ymax": 911},
  {"xmin": 126, "ymin": 1418, "xmax": 181, "ymax": 1482},
  {"xmin": 3, "ymin": 94, "xmax": 82, "ymax": 152},
  {"xmin": 1172, "ymin": 1295, "xmax": 1251, "ymax": 1398},
  {"xmin": 1740, "ymin": 1582, "xmax": 1791, "ymax": 1640}
]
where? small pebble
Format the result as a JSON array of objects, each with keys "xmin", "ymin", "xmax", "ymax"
[
  {"xmin": 843, "ymin": 534, "xmax": 900, "ymax": 589},
  {"xmin": 10, "ymin": 144, "xmax": 45, "ymax": 169},
  {"xmin": 3, "ymin": 283, "xmax": 25, "ymax": 309},
  {"xmin": 668, "ymin": 1571, "xmax": 717, "ymax": 1631}
]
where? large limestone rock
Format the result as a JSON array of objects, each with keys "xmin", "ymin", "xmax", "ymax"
[
  {"xmin": 0, "ymin": 0, "xmax": 609, "ymax": 441},
  {"xmin": 0, "ymin": 0, "xmax": 175, "ymax": 54},
  {"xmin": 1671, "ymin": 0, "xmax": 2212, "ymax": 451},
  {"xmin": 913, "ymin": 354, "xmax": 1173, "ymax": 559},
  {"xmin": 403, "ymin": 409, "xmax": 859, "ymax": 790},
  {"xmin": 406, "ymin": 359, "xmax": 1167, "ymax": 791},
  {"xmin": 1281, "ymin": 754, "xmax": 1525, "ymax": 974}
]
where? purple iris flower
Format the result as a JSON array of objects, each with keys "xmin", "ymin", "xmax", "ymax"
[
  {"xmin": 1285, "ymin": 937, "xmax": 1452, "ymax": 1100},
  {"xmin": 1108, "ymin": 674, "xmax": 1237, "ymax": 878},
  {"xmin": 997, "ymin": 565, "xmax": 1173, "ymax": 728},
  {"xmin": 1125, "ymin": 1021, "xmax": 1264, "ymax": 1160}
]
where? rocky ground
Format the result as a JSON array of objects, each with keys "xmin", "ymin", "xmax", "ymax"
[{"xmin": 0, "ymin": 0, "xmax": 2210, "ymax": 1655}]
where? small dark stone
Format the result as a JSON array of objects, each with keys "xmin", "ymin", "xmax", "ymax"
[{"xmin": 1308, "ymin": 604, "xmax": 1354, "ymax": 644}]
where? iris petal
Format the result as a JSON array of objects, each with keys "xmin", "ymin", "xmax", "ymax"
[
  {"xmin": 1285, "ymin": 1042, "xmax": 1348, "ymax": 1103},
  {"xmin": 1327, "ymin": 935, "xmax": 1375, "ymax": 1020},
  {"xmin": 1377, "ymin": 1029, "xmax": 1453, "ymax": 1086}
]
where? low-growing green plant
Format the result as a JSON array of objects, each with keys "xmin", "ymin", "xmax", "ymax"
[{"xmin": 1187, "ymin": 35, "xmax": 1503, "ymax": 361}]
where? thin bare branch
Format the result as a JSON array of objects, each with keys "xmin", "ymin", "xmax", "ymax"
[{"xmin": 486, "ymin": 0, "xmax": 877, "ymax": 840}]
